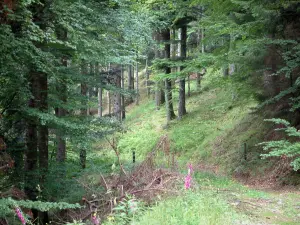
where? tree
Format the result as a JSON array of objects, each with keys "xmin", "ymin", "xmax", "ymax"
[
  {"xmin": 162, "ymin": 29, "xmax": 176, "ymax": 122},
  {"xmin": 178, "ymin": 25, "xmax": 188, "ymax": 119}
]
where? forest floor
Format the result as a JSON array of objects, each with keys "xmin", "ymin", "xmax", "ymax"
[{"xmin": 98, "ymin": 71, "xmax": 300, "ymax": 224}]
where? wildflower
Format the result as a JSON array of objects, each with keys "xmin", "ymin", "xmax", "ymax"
[
  {"xmin": 184, "ymin": 163, "xmax": 193, "ymax": 189},
  {"xmin": 15, "ymin": 207, "xmax": 26, "ymax": 225},
  {"xmin": 185, "ymin": 174, "xmax": 192, "ymax": 189},
  {"xmin": 91, "ymin": 212, "xmax": 100, "ymax": 225}
]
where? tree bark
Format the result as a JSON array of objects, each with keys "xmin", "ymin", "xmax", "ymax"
[
  {"xmin": 178, "ymin": 26, "xmax": 187, "ymax": 119},
  {"xmin": 113, "ymin": 66, "xmax": 121, "ymax": 120},
  {"xmin": 135, "ymin": 60, "xmax": 139, "ymax": 105},
  {"xmin": 80, "ymin": 61, "xmax": 88, "ymax": 169},
  {"xmin": 154, "ymin": 31, "xmax": 165, "ymax": 109},
  {"xmin": 121, "ymin": 65, "xmax": 126, "ymax": 120},
  {"xmin": 107, "ymin": 91, "xmax": 111, "ymax": 116},
  {"xmin": 25, "ymin": 73, "xmax": 38, "ymax": 201},
  {"xmin": 25, "ymin": 71, "xmax": 39, "ymax": 222},
  {"xmin": 145, "ymin": 58, "xmax": 151, "ymax": 98},
  {"xmin": 96, "ymin": 63, "xmax": 103, "ymax": 118},
  {"xmin": 37, "ymin": 72, "xmax": 48, "ymax": 174},
  {"xmin": 128, "ymin": 64, "xmax": 134, "ymax": 103},
  {"xmin": 162, "ymin": 29, "xmax": 176, "ymax": 122},
  {"xmin": 187, "ymin": 75, "xmax": 191, "ymax": 97}
]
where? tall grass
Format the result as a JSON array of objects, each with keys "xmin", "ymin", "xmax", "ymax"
[{"xmin": 131, "ymin": 190, "xmax": 247, "ymax": 225}]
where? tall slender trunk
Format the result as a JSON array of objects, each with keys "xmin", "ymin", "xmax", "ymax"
[
  {"xmin": 145, "ymin": 58, "xmax": 150, "ymax": 98},
  {"xmin": 37, "ymin": 72, "xmax": 48, "ymax": 175},
  {"xmin": 25, "ymin": 71, "xmax": 38, "ymax": 220},
  {"xmin": 96, "ymin": 63, "xmax": 102, "ymax": 118},
  {"xmin": 201, "ymin": 28, "xmax": 205, "ymax": 54},
  {"xmin": 121, "ymin": 65, "xmax": 126, "ymax": 120},
  {"xmin": 154, "ymin": 31, "xmax": 165, "ymax": 109},
  {"xmin": 98, "ymin": 88, "xmax": 102, "ymax": 117},
  {"xmin": 162, "ymin": 29, "xmax": 175, "ymax": 122},
  {"xmin": 187, "ymin": 75, "xmax": 191, "ymax": 97},
  {"xmin": 135, "ymin": 60, "xmax": 139, "ymax": 105},
  {"xmin": 37, "ymin": 114, "xmax": 48, "ymax": 225},
  {"xmin": 128, "ymin": 64, "xmax": 134, "ymax": 103},
  {"xmin": 113, "ymin": 66, "xmax": 121, "ymax": 120},
  {"xmin": 178, "ymin": 26, "xmax": 187, "ymax": 119},
  {"xmin": 107, "ymin": 91, "xmax": 111, "ymax": 115},
  {"xmin": 80, "ymin": 61, "xmax": 88, "ymax": 169},
  {"xmin": 196, "ymin": 29, "xmax": 202, "ymax": 91}
]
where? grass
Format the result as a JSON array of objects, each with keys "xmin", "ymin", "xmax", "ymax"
[
  {"xmin": 96, "ymin": 71, "xmax": 300, "ymax": 225},
  {"xmin": 131, "ymin": 190, "xmax": 247, "ymax": 225}
]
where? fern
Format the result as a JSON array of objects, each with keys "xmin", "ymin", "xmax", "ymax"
[
  {"xmin": 0, "ymin": 197, "xmax": 80, "ymax": 218},
  {"xmin": 260, "ymin": 118, "xmax": 300, "ymax": 171}
]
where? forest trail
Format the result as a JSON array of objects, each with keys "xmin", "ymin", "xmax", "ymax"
[{"xmin": 194, "ymin": 165, "xmax": 300, "ymax": 225}]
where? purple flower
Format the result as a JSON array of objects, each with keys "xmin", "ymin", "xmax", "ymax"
[
  {"xmin": 15, "ymin": 207, "xmax": 26, "ymax": 225},
  {"xmin": 185, "ymin": 174, "xmax": 192, "ymax": 189},
  {"xmin": 185, "ymin": 163, "xmax": 193, "ymax": 189}
]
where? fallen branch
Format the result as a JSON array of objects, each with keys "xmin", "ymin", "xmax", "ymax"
[
  {"xmin": 100, "ymin": 173, "xmax": 109, "ymax": 191},
  {"xmin": 106, "ymin": 137, "xmax": 128, "ymax": 178}
]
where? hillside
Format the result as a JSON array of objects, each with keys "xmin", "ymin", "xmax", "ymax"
[{"xmin": 96, "ymin": 71, "xmax": 300, "ymax": 225}]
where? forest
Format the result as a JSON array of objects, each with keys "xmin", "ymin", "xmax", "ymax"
[{"xmin": 0, "ymin": 0, "xmax": 300, "ymax": 224}]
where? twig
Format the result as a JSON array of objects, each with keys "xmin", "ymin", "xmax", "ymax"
[
  {"xmin": 130, "ymin": 188, "xmax": 178, "ymax": 195},
  {"xmin": 105, "ymin": 137, "xmax": 128, "ymax": 178},
  {"xmin": 160, "ymin": 176, "xmax": 179, "ymax": 186},
  {"xmin": 100, "ymin": 173, "xmax": 109, "ymax": 191}
]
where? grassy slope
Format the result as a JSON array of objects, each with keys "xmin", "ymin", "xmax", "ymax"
[{"xmin": 102, "ymin": 72, "xmax": 300, "ymax": 225}]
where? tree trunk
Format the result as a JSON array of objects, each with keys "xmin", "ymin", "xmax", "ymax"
[
  {"xmin": 201, "ymin": 28, "xmax": 205, "ymax": 54},
  {"xmin": 162, "ymin": 29, "xmax": 175, "ymax": 122},
  {"xmin": 187, "ymin": 75, "xmax": 191, "ymax": 97},
  {"xmin": 128, "ymin": 64, "xmax": 134, "ymax": 103},
  {"xmin": 121, "ymin": 65, "xmax": 126, "ymax": 120},
  {"xmin": 113, "ymin": 67, "xmax": 121, "ymax": 120},
  {"xmin": 178, "ymin": 26, "xmax": 187, "ymax": 119},
  {"xmin": 25, "ymin": 72, "xmax": 38, "ymax": 220},
  {"xmin": 107, "ymin": 91, "xmax": 111, "ymax": 116},
  {"xmin": 98, "ymin": 88, "xmax": 102, "ymax": 117},
  {"xmin": 37, "ymin": 72, "xmax": 48, "ymax": 174},
  {"xmin": 154, "ymin": 31, "xmax": 165, "ymax": 109},
  {"xmin": 80, "ymin": 61, "xmax": 88, "ymax": 169},
  {"xmin": 196, "ymin": 73, "xmax": 201, "ymax": 90},
  {"xmin": 136, "ymin": 60, "xmax": 139, "ymax": 105},
  {"xmin": 155, "ymin": 82, "xmax": 165, "ymax": 110},
  {"xmin": 96, "ymin": 63, "xmax": 103, "ymax": 118},
  {"xmin": 145, "ymin": 58, "xmax": 150, "ymax": 98}
]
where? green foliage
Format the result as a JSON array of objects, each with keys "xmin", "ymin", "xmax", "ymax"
[
  {"xmin": 106, "ymin": 195, "xmax": 144, "ymax": 225},
  {"xmin": 0, "ymin": 197, "xmax": 80, "ymax": 218},
  {"xmin": 131, "ymin": 190, "xmax": 244, "ymax": 225},
  {"xmin": 260, "ymin": 118, "xmax": 300, "ymax": 171}
]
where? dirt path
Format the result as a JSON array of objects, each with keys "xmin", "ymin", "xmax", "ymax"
[{"xmin": 195, "ymin": 164, "xmax": 300, "ymax": 225}]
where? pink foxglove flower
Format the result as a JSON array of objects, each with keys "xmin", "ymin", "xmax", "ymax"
[
  {"xmin": 184, "ymin": 163, "xmax": 193, "ymax": 189},
  {"xmin": 15, "ymin": 207, "xmax": 26, "ymax": 225},
  {"xmin": 185, "ymin": 174, "xmax": 192, "ymax": 189}
]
